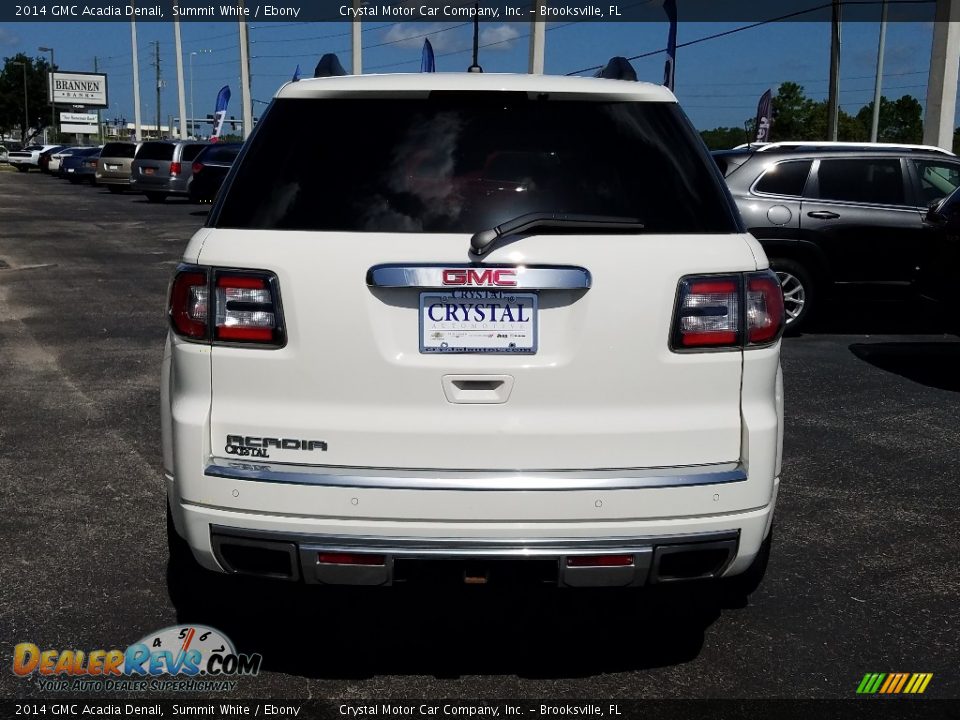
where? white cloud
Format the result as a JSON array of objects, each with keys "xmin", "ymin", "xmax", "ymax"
[
  {"xmin": 479, "ymin": 24, "xmax": 521, "ymax": 50},
  {"xmin": 382, "ymin": 23, "xmax": 463, "ymax": 52},
  {"xmin": 0, "ymin": 27, "xmax": 20, "ymax": 46}
]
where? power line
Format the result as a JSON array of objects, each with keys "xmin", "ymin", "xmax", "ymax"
[{"xmin": 565, "ymin": 0, "xmax": 934, "ymax": 76}]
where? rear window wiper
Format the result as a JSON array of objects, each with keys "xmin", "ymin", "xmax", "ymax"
[{"xmin": 470, "ymin": 213, "xmax": 645, "ymax": 256}]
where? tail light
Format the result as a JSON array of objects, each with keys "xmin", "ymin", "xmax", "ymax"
[
  {"xmin": 671, "ymin": 270, "xmax": 784, "ymax": 351},
  {"xmin": 168, "ymin": 265, "xmax": 285, "ymax": 347},
  {"xmin": 85, "ymin": 159, "xmax": 97, "ymax": 168},
  {"xmin": 192, "ymin": 162, "xmax": 203, "ymax": 174},
  {"xmin": 169, "ymin": 161, "xmax": 181, "ymax": 176}
]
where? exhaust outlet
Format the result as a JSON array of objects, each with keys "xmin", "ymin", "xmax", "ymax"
[{"xmin": 650, "ymin": 538, "xmax": 737, "ymax": 583}]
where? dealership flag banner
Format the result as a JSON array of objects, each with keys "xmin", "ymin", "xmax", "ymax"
[
  {"xmin": 421, "ymin": 38, "xmax": 436, "ymax": 73},
  {"xmin": 755, "ymin": 88, "xmax": 774, "ymax": 143},
  {"xmin": 662, "ymin": 0, "xmax": 678, "ymax": 91},
  {"xmin": 211, "ymin": 85, "xmax": 231, "ymax": 140}
]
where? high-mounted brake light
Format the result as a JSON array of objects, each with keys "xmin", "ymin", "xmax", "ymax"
[
  {"xmin": 167, "ymin": 266, "xmax": 285, "ymax": 347},
  {"xmin": 671, "ymin": 271, "xmax": 784, "ymax": 351},
  {"xmin": 169, "ymin": 161, "xmax": 182, "ymax": 177}
]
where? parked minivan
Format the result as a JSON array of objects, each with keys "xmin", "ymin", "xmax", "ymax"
[
  {"xmin": 131, "ymin": 140, "xmax": 208, "ymax": 202},
  {"xmin": 96, "ymin": 142, "xmax": 139, "ymax": 193}
]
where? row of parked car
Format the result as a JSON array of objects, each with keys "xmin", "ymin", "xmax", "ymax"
[{"xmin": 7, "ymin": 140, "xmax": 242, "ymax": 203}]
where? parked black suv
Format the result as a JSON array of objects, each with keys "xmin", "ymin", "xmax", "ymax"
[{"xmin": 717, "ymin": 144, "xmax": 960, "ymax": 328}]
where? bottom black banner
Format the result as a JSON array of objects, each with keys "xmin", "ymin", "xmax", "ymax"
[{"xmin": 3, "ymin": 699, "xmax": 959, "ymax": 720}]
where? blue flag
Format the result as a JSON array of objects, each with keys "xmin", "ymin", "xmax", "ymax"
[
  {"xmin": 663, "ymin": 0, "xmax": 677, "ymax": 91},
  {"xmin": 211, "ymin": 85, "xmax": 231, "ymax": 140},
  {"xmin": 292, "ymin": 64, "xmax": 301, "ymax": 82},
  {"xmin": 421, "ymin": 38, "xmax": 436, "ymax": 73}
]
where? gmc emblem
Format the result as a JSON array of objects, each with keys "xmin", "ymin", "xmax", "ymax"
[{"xmin": 442, "ymin": 269, "xmax": 518, "ymax": 287}]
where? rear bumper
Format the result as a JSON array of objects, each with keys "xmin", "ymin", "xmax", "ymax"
[
  {"xmin": 167, "ymin": 470, "xmax": 778, "ymax": 587},
  {"xmin": 95, "ymin": 173, "xmax": 131, "ymax": 185}
]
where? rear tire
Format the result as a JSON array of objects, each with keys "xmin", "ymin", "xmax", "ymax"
[
  {"xmin": 16, "ymin": 165, "xmax": 29, "ymax": 173},
  {"xmin": 769, "ymin": 258, "xmax": 815, "ymax": 331},
  {"xmin": 145, "ymin": 192, "xmax": 166, "ymax": 203}
]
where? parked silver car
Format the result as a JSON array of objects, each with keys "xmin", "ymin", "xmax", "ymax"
[
  {"xmin": 130, "ymin": 140, "xmax": 208, "ymax": 202},
  {"xmin": 96, "ymin": 142, "xmax": 140, "ymax": 193}
]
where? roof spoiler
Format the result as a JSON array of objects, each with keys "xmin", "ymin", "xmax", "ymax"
[
  {"xmin": 595, "ymin": 57, "xmax": 637, "ymax": 82},
  {"xmin": 314, "ymin": 54, "xmax": 348, "ymax": 78}
]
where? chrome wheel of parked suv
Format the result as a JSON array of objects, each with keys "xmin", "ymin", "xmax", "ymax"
[{"xmin": 769, "ymin": 259, "xmax": 813, "ymax": 330}]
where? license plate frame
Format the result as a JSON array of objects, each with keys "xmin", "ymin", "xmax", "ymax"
[{"xmin": 419, "ymin": 291, "xmax": 538, "ymax": 354}]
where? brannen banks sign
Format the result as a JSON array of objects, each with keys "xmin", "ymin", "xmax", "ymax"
[{"xmin": 49, "ymin": 72, "xmax": 108, "ymax": 108}]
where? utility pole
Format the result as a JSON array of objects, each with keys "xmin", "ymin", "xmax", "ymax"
[
  {"xmin": 529, "ymin": 3, "xmax": 546, "ymax": 74},
  {"xmin": 131, "ymin": 5, "xmax": 142, "ymax": 141},
  {"xmin": 351, "ymin": 0, "xmax": 362, "ymax": 74},
  {"xmin": 94, "ymin": 56, "xmax": 103, "ymax": 143},
  {"xmin": 238, "ymin": 0, "xmax": 253, "ymax": 139},
  {"xmin": 826, "ymin": 0, "xmax": 842, "ymax": 141},
  {"xmin": 152, "ymin": 40, "xmax": 161, "ymax": 138},
  {"xmin": 870, "ymin": 0, "xmax": 888, "ymax": 142},
  {"xmin": 173, "ymin": 0, "xmax": 188, "ymax": 140},
  {"xmin": 922, "ymin": 0, "xmax": 960, "ymax": 151}
]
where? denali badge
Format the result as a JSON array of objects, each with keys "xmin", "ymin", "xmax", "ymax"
[
  {"xmin": 225, "ymin": 435, "xmax": 327, "ymax": 459},
  {"xmin": 442, "ymin": 268, "xmax": 517, "ymax": 287}
]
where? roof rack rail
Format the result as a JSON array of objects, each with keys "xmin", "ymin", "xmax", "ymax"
[
  {"xmin": 595, "ymin": 57, "xmax": 638, "ymax": 82},
  {"xmin": 747, "ymin": 141, "xmax": 954, "ymax": 156}
]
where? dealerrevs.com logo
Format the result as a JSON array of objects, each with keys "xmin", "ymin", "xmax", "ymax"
[{"xmin": 13, "ymin": 625, "xmax": 261, "ymax": 692}]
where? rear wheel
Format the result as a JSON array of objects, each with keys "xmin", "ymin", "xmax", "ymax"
[
  {"xmin": 16, "ymin": 165, "xmax": 29, "ymax": 173},
  {"xmin": 145, "ymin": 192, "xmax": 166, "ymax": 203},
  {"xmin": 770, "ymin": 258, "xmax": 815, "ymax": 331}
]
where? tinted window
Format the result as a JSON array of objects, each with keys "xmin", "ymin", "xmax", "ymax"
[
  {"xmin": 816, "ymin": 158, "xmax": 904, "ymax": 205},
  {"xmin": 915, "ymin": 160, "xmax": 960, "ymax": 206},
  {"xmin": 754, "ymin": 160, "xmax": 812, "ymax": 196},
  {"xmin": 199, "ymin": 144, "xmax": 241, "ymax": 163},
  {"xmin": 101, "ymin": 143, "xmax": 136, "ymax": 158},
  {"xmin": 214, "ymin": 97, "xmax": 738, "ymax": 234},
  {"xmin": 180, "ymin": 144, "xmax": 207, "ymax": 162},
  {"xmin": 137, "ymin": 143, "xmax": 174, "ymax": 161}
]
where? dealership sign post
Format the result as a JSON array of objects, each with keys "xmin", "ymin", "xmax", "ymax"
[{"xmin": 48, "ymin": 72, "xmax": 108, "ymax": 139}]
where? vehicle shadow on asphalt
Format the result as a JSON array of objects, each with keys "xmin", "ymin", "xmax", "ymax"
[
  {"xmin": 800, "ymin": 295, "xmax": 950, "ymax": 336},
  {"xmin": 168, "ymin": 570, "xmax": 735, "ymax": 678},
  {"xmin": 849, "ymin": 342, "xmax": 960, "ymax": 393}
]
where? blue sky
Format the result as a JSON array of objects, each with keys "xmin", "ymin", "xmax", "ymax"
[{"xmin": 0, "ymin": 18, "xmax": 949, "ymax": 131}]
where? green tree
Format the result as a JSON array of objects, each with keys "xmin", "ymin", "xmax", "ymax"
[
  {"xmin": 0, "ymin": 53, "xmax": 55, "ymax": 143},
  {"xmin": 700, "ymin": 126, "xmax": 750, "ymax": 150},
  {"xmin": 854, "ymin": 96, "xmax": 923, "ymax": 143}
]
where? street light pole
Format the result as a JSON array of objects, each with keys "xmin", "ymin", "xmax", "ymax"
[
  {"xmin": 39, "ymin": 46, "xmax": 55, "ymax": 142},
  {"xmin": 12, "ymin": 62, "xmax": 28, "ymax": 143},
  {"xmin": 189, "ymin": 49, "xmax": 211, "ymax": 138}
]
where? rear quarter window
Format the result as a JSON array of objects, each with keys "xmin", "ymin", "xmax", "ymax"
[
  {"xmin": 180, "ymin": 144, "xmax": 207, "ymax": 162},
  {"xmin": 213, "ymin": 96, "xmax": 739, "ymax": 234},
  {"xmin": 753, "ymin": 160, "xmax": 812, "ymax": 197},
  {"xmin": 101, "ymin": 143, "xmax": 136, "ymax": 158}
]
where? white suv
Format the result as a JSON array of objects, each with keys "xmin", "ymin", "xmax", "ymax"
[{"xmin": 162, "ymin": 72, "xmax": 784, "ymax": 595}]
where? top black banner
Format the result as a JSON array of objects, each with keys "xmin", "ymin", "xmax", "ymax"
[{"xmin": 2, "ymin": 0, "xmax": 940, "ymax": 23}]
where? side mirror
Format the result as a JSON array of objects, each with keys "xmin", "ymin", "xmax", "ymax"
[{"xmin": 925, "ymin": 198, "xmax": 947, "ymax": 225}]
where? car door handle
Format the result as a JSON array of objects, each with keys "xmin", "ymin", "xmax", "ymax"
[{"xmin": 807, "ymin": 211, "xmax": 840, "ymax": 220}]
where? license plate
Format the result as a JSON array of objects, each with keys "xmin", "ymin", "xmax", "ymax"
[
  {"xmin": 107, "ymin": 164, "xmax": 119, "ymax": 171},
  {"xmin": 420, "ymin": 291, "xmax": 537, "ymax": 354},
  {"xmin": 143, "ymin": 167, "xmax": 155, "ymax": 175},
  {"xmin": 66, "ymin": 168, "xmax": 74, "ymax": 173}
]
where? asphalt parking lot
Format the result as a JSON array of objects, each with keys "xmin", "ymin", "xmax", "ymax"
[{"xmin": 1, "ymin": 167, "xmax": 958, "ymax": 701}]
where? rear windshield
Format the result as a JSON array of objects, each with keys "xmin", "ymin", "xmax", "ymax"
[
  {"xmin": 199, "ymin": 144, "xmax": 242, "ymax": 163},
  {"xmin": 137, "ymin": 143, "xmax": 174, "ymax": 161},
  {"xmin": 213, "ymin": 96, "xmax": 738, "ymax": 234},
  {"xmin": 102, "ymin": 143, "xmax": 136, "ymax": 158},
  {"xmin": 180, "ymin": 144, "xmax": 207, "ymax": 161}
]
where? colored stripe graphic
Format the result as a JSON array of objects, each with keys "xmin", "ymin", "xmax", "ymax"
[{"xmin": 857, "ymin": 673, "xmax": 932, "ymax": 694}]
